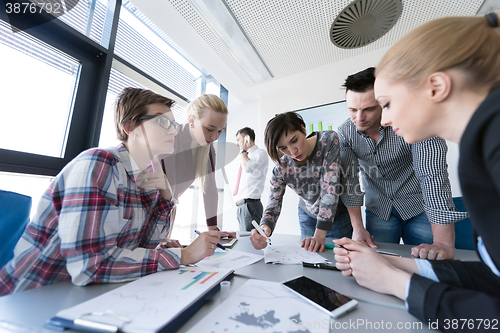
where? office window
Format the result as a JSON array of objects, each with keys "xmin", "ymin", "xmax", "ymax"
[
  {"xmin": 0, "ymin": 20, "xmax": 80, "ymax": 158},
  {"xmin": 115, "ymin": 0, "xmax": 202, "ymax": 101},
  {"xmin": 0, "ymin": 172, "xmax": 53, "ymax": 219},
  {"xmin": 98, "ymin": 68, "xmax": 188, "ymax": 148},
  {"xmin": 55, "ymin": 0, "xmax": 112, "ymax": 47},
  {"xmin": 1, "ymin": 0, "xmax": 229, "ymax": 233},
  {"xmin": 98, "ymin": 68, "xmax": 144, "ymax": 148}
]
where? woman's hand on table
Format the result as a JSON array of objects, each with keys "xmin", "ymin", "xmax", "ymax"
[
  {"xmin": 301, "ymin": 236, "xmax": 325, "ymax": 252},
  {"xmin": 411, "ymin": 243, "xmax": 454, "ymax": 260},
  {"xmin": 301, "ymin": 228, "xmax": 327, "ymax": 252}
]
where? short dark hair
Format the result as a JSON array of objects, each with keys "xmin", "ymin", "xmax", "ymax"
[
  {"xmin": 342, "ymin": 67, "xmax": 376, "ymax": 93},
  {"xmin": 264, "ymin": 112, "xmax": 306, "ymax": 166},
  {"xmin": 236, "ymin": 127, "xmax": 255, "ymax": 142}
]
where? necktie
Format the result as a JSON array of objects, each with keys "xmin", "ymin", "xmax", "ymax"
[{"xmin": 233, "ymin": 165, "xmax": 242, "ymax": 196}]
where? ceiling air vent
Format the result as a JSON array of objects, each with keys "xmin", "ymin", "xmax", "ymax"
[{"xmin": 330, "ymin": 0, "xmax": 402, "ymax": 49}]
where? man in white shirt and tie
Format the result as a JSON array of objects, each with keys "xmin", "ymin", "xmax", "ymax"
[{"xmin": 234, "ymin": 127, "xmax": 269, "ymax": 231}]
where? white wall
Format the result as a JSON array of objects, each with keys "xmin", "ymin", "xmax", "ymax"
[{"xmin": 446, "ymin": 141, "xmax": 462, "ymax": 197}]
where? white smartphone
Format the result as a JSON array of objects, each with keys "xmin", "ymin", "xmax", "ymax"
[{"xmin": 282, "ymin": 276, "xmax": 358, "ymax": 318}]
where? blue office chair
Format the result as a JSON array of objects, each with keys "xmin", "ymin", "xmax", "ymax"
[
  {"xmin": 453, "ymin": 197, "xmax": 475, "ymax": 251},
  {"xmin": 0, "ymin": 189, "xmax": 32, "ymax": 268}
]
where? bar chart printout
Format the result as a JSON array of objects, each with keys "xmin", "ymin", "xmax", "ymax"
[
  {"xmin": 195, "ymin": 250, "xmax": 263, "ymax": 270},
  {"xmin": 54, "ymin": 267, "xmax": 233, "ymax": 333},
  {"xmin": 180, "ymin": 270, "xmax": 218, "ymax": 290}
]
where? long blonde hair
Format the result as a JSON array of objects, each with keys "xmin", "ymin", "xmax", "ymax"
[
  {"xmin": 186, "ymin": 94, "xmax": 228, "ymax": 192},
  {"xmin": 376, "ymin": 13, "xmax": 500, "ymax": 92}
]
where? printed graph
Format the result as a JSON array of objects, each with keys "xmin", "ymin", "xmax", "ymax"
[
  {"xmin": 195, "ymin": 250, "xmax": 263, "ymax": 270},
  {"xmin": 263, "ymin": 244, "xmax": 328, "ymax": 264},
  {"xmin": 179, "ymin": 270, "xmax": 218, "ymax": 290},
  {"xmin": 56, "ymin": 267, "xmax": 233, "ymax": 333},
  {"xmin": 207, "ymin": 251, "xmax": 228, "ymax": 259}
]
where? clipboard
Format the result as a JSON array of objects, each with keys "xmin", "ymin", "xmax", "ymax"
[{"xmin": 46, "ymin": 268, "xmax": 234, "ymax": 333}]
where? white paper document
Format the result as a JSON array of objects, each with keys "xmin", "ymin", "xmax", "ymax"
[
  {"xmin": 187, "ymin": 279, "xmax": 331, "ymax": 332},
  {"xmin": 55, "ymin": 267, "xmax": 233, "ymax": 333},
  {"xmin": 263, "ymin": 243, "xmax": 329, "ymax": 264},
  {"xmin": 195, "ymin": 249, "xmax": 263, "ymax": 270}
]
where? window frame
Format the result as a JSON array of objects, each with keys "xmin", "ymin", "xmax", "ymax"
[
  {"xmin": 0, "ymin": 0, "xmax": 228, "ymax": 188},
  {"xmin": 0, "ymin": 0, "xmax": 121, "ymax": 176}
]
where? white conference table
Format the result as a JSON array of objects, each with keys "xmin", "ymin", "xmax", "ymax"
[{"xmin": 0, "ymin": 234, "xmax": 479, "ymax": 333}]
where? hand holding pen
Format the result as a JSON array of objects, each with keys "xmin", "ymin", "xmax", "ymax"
[
  {"xmin": 250, "ymin": 220, "xmax": 272, "ymax": 250},
  {"xmin": 194, "ymin": 230, "xmax": 227, "ymax": 251},
  {"xmin": 179, "ymin": 230, "xmax": 220, "ymax": 265}
]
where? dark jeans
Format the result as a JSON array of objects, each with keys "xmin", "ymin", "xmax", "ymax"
[
  {"xmin": 237, "ymin": 200, "xmax": 263, "ymax": 231},
  {"xmin": 298, "ymin": 204, "xmax": 353, "ymax": 239},
  {"xmin": 365, "ymin": 207, "xmax": 433, "ymax": 245}
]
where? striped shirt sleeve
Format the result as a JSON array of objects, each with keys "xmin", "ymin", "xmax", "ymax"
[
  {"xmin": 338, "ymin": 125, "xmax": 365, "ymax": 207},
  {"xmin": 411, "ymin": 137, "xmax": 469, "ymax": 225}
]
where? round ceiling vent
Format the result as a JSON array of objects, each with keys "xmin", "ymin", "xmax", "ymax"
[{"xmin": 330, "ymin": 0, "xmax": 402, "ymax": 49}]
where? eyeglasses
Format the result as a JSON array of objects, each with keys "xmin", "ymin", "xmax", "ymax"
[{"xmin": 138, "ymin": 114, "xmax": 179, "ymax": 131}]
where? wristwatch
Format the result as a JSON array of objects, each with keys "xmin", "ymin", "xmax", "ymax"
[{"xmin": 241, "ymin": 150, "xmax": 247, "ymax": 154}]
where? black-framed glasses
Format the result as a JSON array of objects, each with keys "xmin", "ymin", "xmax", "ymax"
[{"xmin": 138, "ymin": 114, "xmax": 179, "ymax": 131}]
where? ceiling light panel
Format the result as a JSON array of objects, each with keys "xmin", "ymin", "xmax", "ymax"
[{"xmin": 187, "ymin": 0, "xmax": 273, "ymax": 83}]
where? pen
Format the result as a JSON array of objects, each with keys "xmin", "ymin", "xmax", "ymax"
[
  {"xmin": 376, "ymin": 250, "xmax": 402, "ymax": 257},
  {"xmin": 302, "ymin": 262, "xmax": 340, "ymax": 271},
  {"xmin": 194, "ymin": 230, "xmax": 227, "ymax": 251},
  {"xmin": 333, "ymin": 243, "xmax": 347, "ymax": 250},
  {"xmin": 251, "ymin": 220, "xmax": 271, "ymax": 245}
]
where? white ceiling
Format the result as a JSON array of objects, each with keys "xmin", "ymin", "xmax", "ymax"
[{"xmin": 132, "ymin": 0, "xmax": 485, "ymax": 103}]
